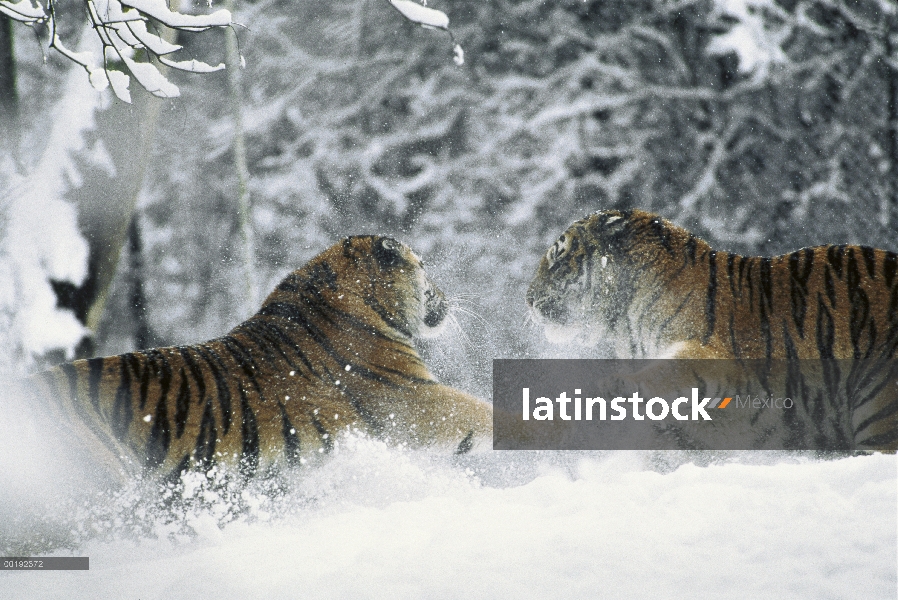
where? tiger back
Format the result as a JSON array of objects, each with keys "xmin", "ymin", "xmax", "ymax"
[
  {"xmin": 526, "ymin": 209, "xmax": 898, "ymax": 451},
  {"xmin": 31, "ymin": 236, "xmax": 492, "ymax": 482}
]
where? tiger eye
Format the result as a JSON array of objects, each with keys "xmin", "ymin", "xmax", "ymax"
[{"xmin": 374, "ymin": 237, "xmax": 403, "ymax": 268}]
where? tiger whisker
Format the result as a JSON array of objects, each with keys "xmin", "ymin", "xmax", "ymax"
[
  {"xmin": 449, "ymin": 293, "xmax": 481, "ymax": 301},
  {"xmin": 446, "ymin": 314, "xmax": 475, "ymax": 349},
  {"xmin": 523, "ymin": 309, "xmax": 539, "ymax": 330},
  {"xmin": 450, "ymin": 306, "xmax": 490, "ymax": 330}
]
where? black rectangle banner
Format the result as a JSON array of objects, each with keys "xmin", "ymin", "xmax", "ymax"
[{"xmin": 492, "ymin": 359, "xmax": 898, "ymax": 451}]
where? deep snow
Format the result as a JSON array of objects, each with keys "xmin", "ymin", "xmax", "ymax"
[{"xmin": 1, "ymin": 399, "xmax": 895, "ymax": 600}]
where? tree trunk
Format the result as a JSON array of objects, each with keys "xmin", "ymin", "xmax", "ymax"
[
  {"xmin": 58, "ymin": 19, "xmax": 181, "ymax": 358},
  {"xmin": 0, "ymin": 15, "xmax": 19, "ymax": 151},
  {"xmin": 224, "ymin": 0, "xmax": 257, "ymax": 315},
  {"xmin": 886, "ymin": 16, "xmax": 897, "ymax": 229}
]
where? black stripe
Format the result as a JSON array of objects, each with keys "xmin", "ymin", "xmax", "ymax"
[
  {"xmin": 258, "ymin": 302, "xmax": 359, "ymax": 373},
  {"xmin": 310, "ymin": 414, "xmax": 334, "ymax": 453},
  {"xmin": 360, "ymin": 293, "xmax": 414, "ymax": 339},
  {"xmin": 179, "ymin": 347, "xmax": 206, "ymax": 406},
  {"xmin": 174, "ymin": 368, "xmax": 190, "ymax": 439},
  {"xmin": 859, "ymin": 429, "xmax": 898, "ymax": 448},
  {"xmin": 745, "ymin": 259, "xmax": 755, "ymax": 313},
  {"xmin": 193, "ymin": 345, "xmax": 233, "ymax": 435},
  {"xmin": 455, "ymin": 431, "xmax": 475, "ymax": 455},
  {"xmin": 728, "ymin": 313, "xmax": 741, "ymax": 360},
  {"xmin": 815, "ymin": 294, "xmax": 835, "ymax": 359},
  {"xmin": 59, "ymin": 362, "xmax": 80, "ymax": 402},
  {"xmin": 782, "ymin": 321, "xmax": 799, "ymax": 361},
  {"xmin": 249, "ymin": 319, "xmax": 317, "ymax": 378},
  {"xmin": 87, "ymin": 357, "xmax": 104, "ymax": 412},
  {"xmin": 194, "ymin": 398, "xmax": 217, "ymax": 467},
  {"xmin": 861, "ymin": 247, "xmax": 876, "ymax": 278},
  {"xmin": 684, "ymin": 235, "xmax": 698, "ymax": 264},
  {"xmin": 758, "ymin": 258, "xmax": 773, "ymax": 357},
  {"xmin": 846, "ymin": 249, "xmax": 871, "ymax": 359},
  {"xmin": 154, "ymin": 350, "xmax": 174, "ymax": 411},
  {"xmin": 887, "ymin": 285, "xmax": 898, "ymax": 358},
  {"xmin": 826, "ymin": 245, "xmax": 844, "ymax": 279},
  {"xmin": 649, "ymin": 217, "xmax": 674, "ymax": 255},
  {"xmin": 338, "ymin": 381, "xmax": 386, "ymax": 433},
  {"xmin": 726, "ymin": 253, "xmax": 738, "ymax": 297},
  {"xmin": 111, "ymin": 356, "xmax": 135, "ymax": 441},
  {"xmin": 758, "ymin": 257, "xmax": 774, "ymax": 315},
  {"xmin": 137, "ymin": 351, "xmax": 152, "ymax": 410},
  {"xmin": 166, "ymin": 454, "xmax": 191, "ymax": 484},
  {"xmin": 239, "ymin": 387, "xmax": 259, "ymax": 476},
  {"xmin": 279, "ymin": 402, "xmax": 301, "ymax": 467},
  {"xmin": 824, "ymin": 265, "xmax": 837, "ymax": 310},
  {"xmin": 236, "ymin": 328, "xmax": 282, "ymax": 372},
  {"xmin": 58, "ymin": 363, "xmax": 126, "ymax": 461},
  {"xmin": 303, "ymin": 291, "xmax": 414, "ymax": 344},
  {"xmin": 884, "ymin": 252, "xmax": 898, "ymax": 289},
  {"xmin": 220, "ymin": 336, "xmax": 263, "ymax": 397},
  {"xmin": 655, "ymin": 291, "xmax": 694, "ymax": 349},
  {"xmin": 276, "ymin": 273, "xmax": 300, "ymax": 293},
  {"xmin": 854, "ymin": 399, "xmax": 898, "ymax": 438},
  {"xmin": 788, "ymin": 248, "xmax": 814, "ymax": 338},
  {"xmin": 145, "ymin": 388, "xmax": 171, "ymax": 469},
  {"xmin": 703, "ymin": 250, "xmax": 717, "ymax": 345},
  {"xmin": 241, "ymin": 321, "xmax": 305, "ymax": 375}
]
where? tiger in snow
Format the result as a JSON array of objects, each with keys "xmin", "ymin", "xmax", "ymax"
[
  {"xmin": 526, "ymin": 209, "xmax": 898, "ymax": 451},
  {"xmin": 32, "ymin": 236, "xmax": 492, "ymax": 483}
]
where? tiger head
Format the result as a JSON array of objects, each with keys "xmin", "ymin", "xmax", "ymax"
[
  {"xmin": 526, "ymin": 209, "xmax": 701, "ymax": 346},
  {"xmin": 262, "ymin": 235, "xmax": 449, "ymax": 340}
]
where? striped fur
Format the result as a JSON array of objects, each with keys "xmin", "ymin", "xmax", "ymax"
[
  {"xmin": 526, "ymin": 209, "xmax": 898, "ymax": 451},
  {"xmin": 32, "ymin": 236, "xmax": 491, "ymax": 482}
]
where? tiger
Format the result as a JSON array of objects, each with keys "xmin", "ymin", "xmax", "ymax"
[
  {"xmin": 525, "ymin": 208, "xmax": 898, "ymax": 451},
  {"xmin": 31, "ymin": 236, "xmax": 492, "ymax": 484}
]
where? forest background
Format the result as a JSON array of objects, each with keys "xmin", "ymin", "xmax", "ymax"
[{"xmin": 1, "ymin": 0, "xmax": 896, "ymax": 400}]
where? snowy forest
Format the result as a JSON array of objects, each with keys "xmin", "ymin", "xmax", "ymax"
[
  {"xmin": 1, "ymin": 0, "xmax": 896, "ymax": 597},
  {"xmin": 2, "ymin": 0, "xmax": 897, "ymax": 387}
]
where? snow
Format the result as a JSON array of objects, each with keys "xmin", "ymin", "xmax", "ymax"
[
  {"xmin": 129, "ymin": 20, "xmax": 182, "ymax": 55},
  {"xmin": 0, "ymin": 0, "xmax": 45, "ymax": 22},
  {"xmin": 1, "ymin": 397, "xmax": 894, "ymax": 600},
  {"xmin": 0, "ymin": 194, "xmax": 88, "ymax": 360},
  {"xmin": 453, "ymin": 43, "xmax": 464, "ymax": 66},
  {"xmin": 158, "ymin": 57, "xmax": 226, "ymax": 74},
  {"xmin": 707, "ymin": 0, "xmax": 787, "ymax": 77},
  {"xmin": 1, "ymin": 1, "xmax": 895, "ymax": 596},
  {"xmin": 122, "ymin": 56, "xmax": 181, "ymax": 98},
  {"xmin": 706, "ymin": 24, "xmax": 785, "ymax": 75},
  {"xmin": 0, "ymin": 47, "xmax": 107, "ymax": 368},
  {"xmin": 388, "ymin": 0, "xmax": 449, "ymax": 30},
  {"xmin": 119, "ymin": 0, "xmax": 231, "ymax": 30},
  {"xmin": 106, "ymin": 69, "xmax": 131, "ymax": 103}
]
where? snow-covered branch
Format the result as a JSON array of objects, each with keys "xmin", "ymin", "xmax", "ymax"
[
  {"xmin": 385, "ymin": 0, "xmax": 464, "ymax": 65},
  {"xmin": 1, "ymin": 0, "xmax": 230, "ymax": 102}
]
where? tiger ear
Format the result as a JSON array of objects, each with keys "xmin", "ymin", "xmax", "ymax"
[
  {"xmin": 599, "ymin": 211, "xmax": 627, "ymax": 230},
  {"xmin": 374, "ymin": 237, "xmax": 403, "ymax": 268}
]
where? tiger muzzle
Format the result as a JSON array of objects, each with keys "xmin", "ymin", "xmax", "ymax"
[
  {"xmin": 530, "ymin": 296, "xmax": 569, "ymax": 325},
  {"xmin": 423, "ymin": 286, "xmax": 448, "ymax": 328}
]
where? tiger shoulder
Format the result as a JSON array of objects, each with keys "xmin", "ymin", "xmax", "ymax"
[
  {"xmin": 527, "ymin": 208, "xmax": 898, "ymax": 361},
  {"xmin": 30, "ymin": 236, "xmax": 492, "ymax": 483}
]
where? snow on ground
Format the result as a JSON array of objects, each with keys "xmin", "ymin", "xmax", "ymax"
[{"xmin": 1, "ymin": 400, "xmax": 895, "ymax": 600}]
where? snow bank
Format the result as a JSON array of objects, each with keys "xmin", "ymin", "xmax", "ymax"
[
  {"xmin": 0, "ymin": 47, "xmax": 104, "ymax": 369},
  {"xmin": 1, "ymin": 431, "xmax": 894, "ymax": 599}
]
